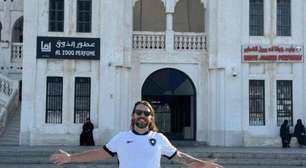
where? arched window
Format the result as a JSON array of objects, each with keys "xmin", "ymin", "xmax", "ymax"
[
  {"xmin": 0, "ymin": 22, "xmax": 2, "ymax": 41},
  {"xmin": 174, "ymin": 0, "xmax": 204, "ymax": 32},
  {"xmin": 133, "ymin": 0, "xmax": 166, "ymax": 31},
  {"xmin": 12, "ymin": 17, "xmax": 23, "ymax": 42},
  {"xmin": 11, "ymin": 17, "xmax": 23, "ymax": 63}
]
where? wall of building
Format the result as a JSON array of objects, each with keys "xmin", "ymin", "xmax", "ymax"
[
  {"xmin": 21, "ymin": 0, "xmax": 103, "ymax": 145},
  {"xmin": 208, "ymin": 0, "xmax": 306, "ymax": 146},
  {"xmin": 21, "ymin": 0, "xmax": 133, "ymax": 145},
  {"xmin": 20, "ymin": 0, "xmax": 306, "ymax": 146},
  {"xmin": 241, "ymin": 0, "xmax": 305, "ymax": 146}
]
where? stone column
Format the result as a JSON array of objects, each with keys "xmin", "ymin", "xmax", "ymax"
[
  {"xmin": 164, "ymin": 0, "xmax": 176, "ymax": 52},
  {"xmin": 20, "ymin": 0, "xmax": 38, "ymax": 145},
  {"xmin": 166, "ymin": 13, "xmax": 173, "ymax": 31},
  {"xmin": 165, "ymin": 12, "xmax": 174, "ymax": 52},
  {"xmin": 2, "ymin": 2, "xmax": 11, "ymax": 68},
  {"xmin": 270, "ymin": 0, "xmax": 277, "ymax": 37}
]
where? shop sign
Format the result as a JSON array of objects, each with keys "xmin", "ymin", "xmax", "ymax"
[
  {"xmin": 242, "ymin": 44, "xmax": 303, "ymax": 62},
  {"xmin": 37, "ymin": 36, "xmax": 100, "ymax": 60}
]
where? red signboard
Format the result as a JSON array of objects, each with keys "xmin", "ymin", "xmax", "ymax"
[{"xmin": 242, "ymin": 45, "xmax": 303, "ymax": 62}]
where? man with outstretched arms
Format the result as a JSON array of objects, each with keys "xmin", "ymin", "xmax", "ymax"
[{"xmin": 50, "ymin": 100, "xmax": 223, "ymax": 168}]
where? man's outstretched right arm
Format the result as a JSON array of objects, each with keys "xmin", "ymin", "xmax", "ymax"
[{"xmin": 49, "ymin": 148, "xmax": 112, "ymax": 165}]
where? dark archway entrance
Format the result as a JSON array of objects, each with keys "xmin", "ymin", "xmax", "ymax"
[{"xmin": 142, "ymin": 68, "xmax": 196, "ymax": 140}]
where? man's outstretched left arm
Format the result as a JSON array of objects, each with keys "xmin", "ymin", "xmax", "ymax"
[{"xmin": 173, "ymin": 150, "xmax": 223, "ymax": 168}]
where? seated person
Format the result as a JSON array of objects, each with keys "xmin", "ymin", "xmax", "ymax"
[
  {"xmin": 294, "ymin": 119, "xmax": 306, "ymax": 146},
  {"xmin": 280, "ymin": 120, "xmax": 292, "ymax": 148}
]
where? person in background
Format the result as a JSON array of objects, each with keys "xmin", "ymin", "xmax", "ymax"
[
  {"xmin": 50, "ymin": 100, "xmax": 223, "ymax": 168},
  {"xmin": 80, "ymin": 118, "xmax": 95, "ymax": 146},
  {"xmin": 293, "ymin": 119, "xmax": 306, "ymax": 146},
  {"xmin": 280, "ymin": 119, "xmax": 292, "ymax": 148}
]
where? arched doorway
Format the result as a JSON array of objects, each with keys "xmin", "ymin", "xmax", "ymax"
[{"xmin": 142, "ymin": 68, "xmax": 196, "ymax": 140}]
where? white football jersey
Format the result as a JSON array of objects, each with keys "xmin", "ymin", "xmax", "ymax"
[{"xmin": 103, "ymin": 130, "xmax": 177, "ymax": 168}]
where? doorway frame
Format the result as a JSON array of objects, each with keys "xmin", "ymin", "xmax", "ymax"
[{"xmin": 141, "ymin": 68, "xmax": 197, "ymax": 140}]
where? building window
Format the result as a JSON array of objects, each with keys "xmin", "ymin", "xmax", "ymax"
[
  {"xmin": 277, "ymin": 80, "xmax": 293, "ymax": 126},
  {"xmin": 49, "ymin": 0, "xmax": 64, "ymax": 32},
  {"xmin": 0, "ymin": 22, "xmax": 2, "ymax": 41},
  {"xmin": 77, "ymin": 0, "xmax": 92, "ymax": 33},
  {"xmin": 12, "ymin": 17, "xmax": 23, "ymax": 42},
  {"xmin": 133, "ymin": 0, "xmax": 166, "ymax": 31},
  {"xmin": 277, "ymin": 0, "xmax": 291, "ymax": 36},
  {"xmin": 249, "ymin": 0, "xmax": 264, "ymax": 36},
  {"xmin": 249, "ymin": 80, "xmax": 265, "ymax": 126},
  {"xmin": 74, "ymin": 77, "xmax": 91, "ymax": 123},
  {"xmin": 46, "ymin": 77, "xmax": 63, "ymax": 124}
]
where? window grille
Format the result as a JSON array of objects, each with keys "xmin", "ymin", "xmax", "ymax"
[
  {"xmin": 77, "ymin": 0, "xmax": 92, "ymax": 33},
  {"xmin": 249, "ymin": 0, "xmax": 264, "ymax": 36},
  {"xmin": 49, "ymin": 0, "xmax": 64, "ymax": 32},
  {"xmin": 46, "ymin": 77, "xmax": 63, "ymax": 124},
  {"xmin": 249, "ymin": 80, "xmax": 265, "ymax": 126},
  {"xmin": 74, "ymin": 77, "xmax": 91, "ymax": 123},
  {"xmin": 277, "ymin": 0, "xmax": 291, "ymax": 36},
  {"xmin": 277, "ymin": 80, "xmax": 293, "ymax": 126},
  {"xmin": 0, "ymin": 22, "xmax": 2, "ymax": 41}
]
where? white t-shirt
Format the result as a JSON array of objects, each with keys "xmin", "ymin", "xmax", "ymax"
[{"xmin": 103, "ymin": 130, "xmax": 177, "ymax": 168}]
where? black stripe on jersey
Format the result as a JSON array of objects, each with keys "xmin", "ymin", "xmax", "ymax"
[
  {"xmin": 103, "ymin": 145, "xmax": 117, "ymax": 157},
  {"xmin": 132, "ymin": 129, "xmax": 149, "ymax": 135},
  {"xmin": 162, "ymin": 150, "xmax": 177, "ymax": 160}
]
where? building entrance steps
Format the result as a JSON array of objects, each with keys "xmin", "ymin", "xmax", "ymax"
[
  {"xmin": 0, "ymin": 104, "xmax": 21, "ymax": 145},
  {"xmin": 0, "ymin": 145, "xmax": 306, "ymax": 167}
]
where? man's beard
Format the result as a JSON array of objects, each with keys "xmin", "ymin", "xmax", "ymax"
[{"xmin": 135, "ymin": 117, "xmax": 149, "ymax": 129}]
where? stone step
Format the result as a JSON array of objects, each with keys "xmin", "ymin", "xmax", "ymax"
[
  {"xmin": 0, "ymin": 105, "xmax": 21, "ymax": 145},
  {"xmin": 0, "ymin": 137, "xmax": 19, "ymax": 141},
  {"xmin": 0, "ymin": 164, "xmax": 302, "ymax": 168},
  {"xmin": 0, "ymin": 146, "xmax": 305, "ymax": 167},
  {"xmin": 4, "ymin": 125, "xmax": 20, "ymax": 130},
  {"xmin": 225, "ymin": 166, "xmax": 304, "ymax": 168},
  {"xmin": 1, "ymin": 132, "xmax": 20, "ymax": 137},
  {"xmin": 0, "ymin": 155, "xmax": 305, "ymax": 166},
  {"xmin": 7, "ymin": 119, "xmax": 20, "ymax": 123},
  {"xmin": 1, "ymin": 146, "xmax": 306, "ymax": 155},
  {"xmin": 1, "ymin": 128, "xmax": 20, "ymax": 133},
  {"xmin": 0, "ymin": 133, "xmax": 19, "ymax": 137},
  {"xmin": 0, "ymin": 164, "xmax": 118, "ymax": 168},
  {"xmin": 0, "ymin": 138, "xmax": 19, "ymax": 143},
  {"xmin": 0, "ymin": 129, "xmax": 19, "ymax": 134},
  {"xmin": 0, "ymin": 162, "xmax": 304, "ymax": 168}
]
